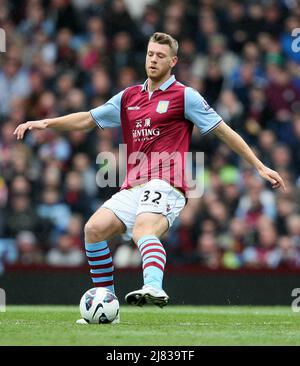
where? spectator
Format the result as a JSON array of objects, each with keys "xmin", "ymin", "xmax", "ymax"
[
  {"xmin": 16, "ymin": 231, "xmax": 44, "ymax": 265},
  {"xmin": 114, "ymin": 66, "xmax": 138, "ymax": 93},
  {"xmin": 4, "ymin": 194, "xmax": 42, "ymax": 238},
  {"xmin": 192, "ymin": 34, "xmax": 239, "ymax": 80},
  {"xmin": 276, "ymin": 196, "xmax": 298, "ymax": 235},
  {"xmin": 291, "ymin": 113, "xmax": 300, "ymax": 176},
  {"xmin": 0, "ymin": 177, "xmax": 8, "ymax": 212},
  {"xmin": 0, "ymin": 238, "xmax": 18, "ymax": 274},
  {"xmin": 207, "ymin": 201, "xmax": 229, "ymax": 234},
  {"xmin": 46, "ymin": 233, "xmax": 85, "ymax": 267},
  {"xmin": 41, "ymin": 162, "xmax": 62, "ymax": 191},
  {"xmin": 72, "ymin": 153, "xmax": 97, "ymax": 198},
  {"xmin": 194, "ymin": 8, "xmax": 219, "ymax": 53},
  {"xmin": 55, "ymin": 72, "xmax": 76, "ymax": 102},
  {"xmin": 111, "ymin": 32, "xmax": 136, "ymax": 76},
  {"xmin": 270, "ymin": 143, "xmax": 293, "ymax": 172},
  {"xmin": 166, "ymin": 202, "xmax": 197, "ymax": 263},
  {"xmin": 215, "ymin": 90, "xmax": 244, "ymax": 132},
  {"xmin": 114, "ymin": 241, "xmax": 141, "ymax": 268},
  {"xmin": 265, "ymin": 67, "xmax": 300, "ymax": 123},
  {"xmin": 245, "ymin": 86, "xmax": 273, "ymax": 139},
  {"xmin": 10, "ymin": 175, "xmax": 31, "ymax": 196},
  {"xmin": 48, "ymin": 0, "xmax": 83, "ymax": 34},
  {"xmin": 195, "ymin": 232, "xmax": 222, "ymax": 269},
  {"xmin": 274, "ymin": 236, "xmax": 300, "ymax": 269},
  {"xmin": 220, "ymin": 218, "xmax": 248, "ymax": 269},
  {"xmin": 66, "ymin": 214, "xmax": 84, "ymax": 250},
  {"xmin": 138, "ymin": 4, "xmax": 160, "ymax": 40},
  {"xmin": 286, "ymin": 215, "xmax": 300, "ymax": 248},
  {"xmin": 0, "ymin": 121, "xmax": 17, "ymax": 174},
  {"xmin": 0, "ymin": 56, "xmax": 31, "ymax": 117},
  {"xmin": 223, "ymin": 1, "xmax": 247, "ymax": 52},
  {"xmin": 236, "ymin": 175, "xmax": 276, "ymax": 225},
  {"xmin": 63, "ymin": 170, "xmax": 93, "ymax": 218},
  {"xmin": 1, "ymin": 1, "xmax": 300, "ymax": 270},
  {"xmin": 242, "ymin": 217, "xmax": 278, "ymax": 268},
  {"xmin": 202, "ymin": 60, "xmax": 224, "ymax": 106},
  {"xmin": 88, "ymin": 66, "xmax": 112, "ymax": 100},
  {"xmin": 37, "ymin": 188, "xmax": 71, "ymax": 239},
  {"xmin": 37, "ymin": 130, "xmax": 71, "ymax": 163},
  {"xmin": 257, "ymin": 130, "xmax": 277, "ymax": 167},
  {"xmin": 105, "ymin": 0, "xmax": 137, "ymax": 36}
]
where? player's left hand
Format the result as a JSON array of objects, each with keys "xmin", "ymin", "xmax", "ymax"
[{"xmin": 257, "ymin": 165, "xmax": 286, "ymax": 192}]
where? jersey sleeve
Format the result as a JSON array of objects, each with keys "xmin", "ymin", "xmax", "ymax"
[
  {"xmin": 90, "ymin": 90, "xmax": 124, "ymax": 129},
  {"xmin": 184, "ymin": 87, "xmax": 222, "ymax": 135}
]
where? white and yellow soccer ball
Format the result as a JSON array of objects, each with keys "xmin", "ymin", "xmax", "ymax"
[{"xmin": 79, "ymin": 287, "xmax": 119, "ymax": 324}]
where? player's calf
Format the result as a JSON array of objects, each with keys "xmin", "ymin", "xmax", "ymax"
[{"xmin": 83, "ymin": 208, "xmax": 125, "ymax": 294}]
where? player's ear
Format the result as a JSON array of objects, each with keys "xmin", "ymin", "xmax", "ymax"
[{"xmin": 170, "ymin": 56, "xmax": 178, "ymax": 68}]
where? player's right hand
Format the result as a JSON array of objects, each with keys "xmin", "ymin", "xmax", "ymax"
[{"xmin": 13, "ymin": 120, "xmax": 48, "ymax": 140}]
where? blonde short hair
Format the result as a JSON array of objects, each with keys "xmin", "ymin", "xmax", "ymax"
[{"xmin": 148, "ymin": 32, "xmax": 179, "ymax": 56}]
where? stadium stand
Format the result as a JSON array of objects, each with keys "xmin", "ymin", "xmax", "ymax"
[{"xmin": 1, "ymin": 0, "xmax": 300, "ymax": 274}]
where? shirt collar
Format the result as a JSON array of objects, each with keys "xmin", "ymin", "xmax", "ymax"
[{"xmin": 141, "ymin": 75, "xmax": 176, "ymax": 92}]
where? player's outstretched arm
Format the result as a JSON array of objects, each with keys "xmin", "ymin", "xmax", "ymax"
[
  {"xmin": 14, "ymin": 112, "xmax": 95, "ymax": 140},
  {"xmin": 213, "ymin": 121, "xmax": 286, "ymax": 191}
]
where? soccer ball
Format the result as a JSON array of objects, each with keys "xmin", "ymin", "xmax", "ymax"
[{"xmin": 79, "ymin": 287, "xmax": 119, "ymax": 324}]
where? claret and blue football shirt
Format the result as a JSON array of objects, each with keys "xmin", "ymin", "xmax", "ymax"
[{"xmin": 90, "ymin": 75, "xmax": 223, "ymax": 196}]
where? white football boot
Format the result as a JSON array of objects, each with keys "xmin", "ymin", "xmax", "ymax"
[
  {"xmin": 76, "ymin": 311, "xmax": 120, "ymax": 325},
  {"xmin": 125, "ymin": 284, "xmax": 169, "ymax": 308}
]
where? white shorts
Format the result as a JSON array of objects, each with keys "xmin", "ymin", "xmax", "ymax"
[{"xmin": 101, "ymin": 179, "xmax": 186, "ymax": 241}]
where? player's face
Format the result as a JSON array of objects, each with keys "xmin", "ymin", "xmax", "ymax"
[{"xmin": 146, "ymin": 42, "xmax": 178, "ymax": 81}]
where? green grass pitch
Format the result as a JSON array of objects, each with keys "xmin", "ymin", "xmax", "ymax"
[{"xmin": 0, "ymin": 305, "xmax": 300, "ymax": 346}]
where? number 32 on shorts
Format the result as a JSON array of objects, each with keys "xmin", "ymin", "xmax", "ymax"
[{"xmin": 140, "ymin": 190, "xmax": 164, "ymax": 206}]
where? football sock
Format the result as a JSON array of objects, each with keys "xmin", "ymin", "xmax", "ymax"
[
  {"xmin": 136, "ymin": 235, "xmax": 166, "ymax": 290},
  {"xmin": 85, "ymin": 241, "xmax": 115, "ymax": 294}
]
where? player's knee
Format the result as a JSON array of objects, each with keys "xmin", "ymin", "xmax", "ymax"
[
  {"xmin": 132, "ymin": 224, "xmax": 152, "ymax": 244},
  {"xmin": 84, "ymin": 220, "xmax": 105, "ymax": 243},
  {"xmin": 132, "ymin": 214, "xmax": 169, "ymax": 243}
]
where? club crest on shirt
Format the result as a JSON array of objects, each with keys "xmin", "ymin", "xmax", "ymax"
[{"xmin": 156, "ymin": 101, "xmax": 169, "ymax": 114}]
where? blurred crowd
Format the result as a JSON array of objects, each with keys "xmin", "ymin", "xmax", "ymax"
[{"xmin": 1, "ymin": 0, "xmax": 300, "ymax": 273}]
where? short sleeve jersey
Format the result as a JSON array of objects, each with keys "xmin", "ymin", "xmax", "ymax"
[{"xmin": 90, "ymin": 75, "xmax": 222, "ymax": 196}]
